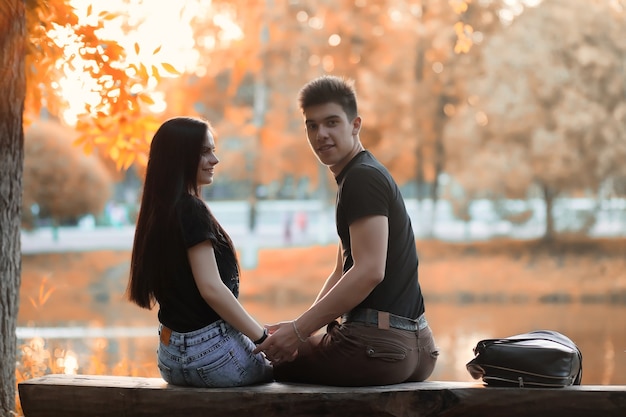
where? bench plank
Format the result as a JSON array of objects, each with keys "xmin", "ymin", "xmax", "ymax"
[{"xmin": 18, "ymin": 374, "xmax": 626, "ymax": 417}]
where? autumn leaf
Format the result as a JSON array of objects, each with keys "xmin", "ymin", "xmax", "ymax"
[
  {"xmin": 82, "ymin": 141, "xmax": 94, "ymax": 156},
  {"xmin": 134, "ymin": 42, "xmax": 140, "ymax": 55},
  {"xmin": 138, "ymin": 93, "xmax": 155, "ymax": 105},
  {"xmin": 138, "ymin": 63, "xmax": 149, "ymax": 79},
  {"xmin": 98, "ymin": 11, "xmax": 118, "ymax": 21},
  {"xmin": 161, "ymin": 62, "xmax": 180, "ymax": 75},
  {"xmin": 73, "ymin": 134, "xmax": 87, "ymax": 147},
  {"xmin": 122, "ymin": 151, "xmax": 136, "ymax": 170},
  {"xmin": 151, "ymin": 65, "xmax": 161, "ymax": 82},
  {"xmin": 109, "ymin": 145, "xmax": 120, "ymax": 161}
]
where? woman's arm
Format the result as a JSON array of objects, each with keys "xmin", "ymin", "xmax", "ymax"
[{"xmin": 188, "ymin": 240, "xmax": 265, "ymax": 342}]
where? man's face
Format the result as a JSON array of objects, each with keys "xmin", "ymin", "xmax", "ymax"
[{"xmin": 303, "ymin": 102, "xmax": 361, "ymax": 176}]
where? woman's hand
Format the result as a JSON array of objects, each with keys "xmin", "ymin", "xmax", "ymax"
[{"xmin": 253, "ymin": 321, "xmax": 302, "ymax": 365}]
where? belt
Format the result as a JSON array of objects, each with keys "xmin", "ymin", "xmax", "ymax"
[
  {"xmin": 159, "ymin": 321, "xmax": 227, "ymax": 347},
  {"xmin": 342, "ymin": 308, "xmax": 428, "ymax": 331}
]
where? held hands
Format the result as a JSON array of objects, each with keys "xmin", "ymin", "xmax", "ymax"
[{"xmin": 253, "ymin": 320, "xmax": 306, "ymax": 365}]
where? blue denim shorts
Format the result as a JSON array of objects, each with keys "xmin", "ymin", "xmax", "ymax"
[{"xmin": 157, "ymin": 320, "xmax": 273, "ymax": 387}]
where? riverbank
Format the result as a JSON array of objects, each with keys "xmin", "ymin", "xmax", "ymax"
[{"xmin": 19, "ymin": 238, "xmax": 626, "ymax": 326}]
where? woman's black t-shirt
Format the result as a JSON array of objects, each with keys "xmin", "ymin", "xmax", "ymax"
[
  {"xmin": 157, "ymin": 194, "xmax": 239, "ymax": 332},
  {"xmin": 335, "ymin": 150, "xmax": 425, "ymax": 319}
]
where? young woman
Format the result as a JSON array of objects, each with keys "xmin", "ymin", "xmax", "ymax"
[{"xmin": 127, "ymin": 116, "xmax": 272, "ymax": 387}]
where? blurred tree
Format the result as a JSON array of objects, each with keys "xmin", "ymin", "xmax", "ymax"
[
  {"xmin": 444, "ymin": 0, "xmax": 626, "ymax": 241},
  {"xmin": 22, "ymin": 120, "xmax": 112, "ymax": 234},
  {"xmin": 1, "ymin": 0, "xmax": 165, "ymax": 411},
  {"xmin": 169, "ymin": 0, "xmax": 506, "ymax": 196},
  {"xmin": 401, "ymin": 0, "xmax": 506, "ymax": 236}
]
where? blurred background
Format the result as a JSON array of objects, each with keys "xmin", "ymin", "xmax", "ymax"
[{"xmin": 17, "ymin": 0, "xmax": 626, "ymax": 387}]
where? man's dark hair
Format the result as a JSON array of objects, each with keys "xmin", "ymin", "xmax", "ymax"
[{"xmin": 298, "ymin": 75, "xmax": 358, "ymax": 121}]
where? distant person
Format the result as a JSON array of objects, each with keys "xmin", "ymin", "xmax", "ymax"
[
  {"xmin": 295, "ymin": 211, "xmax": 308, "ymax": 242},
  {"xmin": 254, "ymin": 75, "xmax": 438, "ymax": 386},
  {"xmin": 283, "ymin": 212, "xmax": 293, "ymax": 245},
  {"xmin": 127, "ymin": 116, "xmax": 272, "ymax": 387}
]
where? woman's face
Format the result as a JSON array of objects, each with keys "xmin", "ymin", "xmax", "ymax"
[{"xmin": 196, "ymin": 129, "xmax": 219, "ymax": 186}]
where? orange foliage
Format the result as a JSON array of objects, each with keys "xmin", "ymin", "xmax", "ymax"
[
  {"xmin": 157, "ymin": 0, "xmax": 492, "ymax": 190},
  {"xmin": 24, "ymin": 0, "xmax": 171, "ymax": 170},
  {"xmin": 22, "ymin": 119, "xmax": 112, "ymax": 228}
]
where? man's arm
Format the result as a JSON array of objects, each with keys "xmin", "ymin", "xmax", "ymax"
[
  {"xmin": 312, "ymin": 243, "xmax": 343, "ymax": 305},
  {"xmin": 298, "ymin": 214, "xmax": 388, "ymax": 333},
  {"xmin": 254, "ymin": 215, "xmax": 388, "ymax": 362}
]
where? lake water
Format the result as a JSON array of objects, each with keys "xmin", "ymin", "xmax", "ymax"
[{"xmin": 17, "ymin": 301, "xmax": 626, "ymax": 385}]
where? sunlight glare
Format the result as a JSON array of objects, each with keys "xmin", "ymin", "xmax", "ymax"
[
  {"xmin": 475, "ymin": 111, "xmax": 489, "ymax": 126},
  {"xmin": 296, "ymin": 11, "xmax": 308, "ymax": 23},
  {"xmin": 308, "ymin": 16, "xmax": 324, "ymax": 30},
  {"xmin": 61, "ymin": 350, "xmax": 79, "ymax": 374},
  {"xmin": 214, "ymin": 13, "xmax": 244, "ymax": 42},
  {"xmin": 523, "ymin": 0, "xmax": 543, "ymax": 7},
  {"xmin": 389, "ymin": 9, "xmax": 403, "ymax": 22},
  {"xmin": 57, "ymin": 0, "xmax": 238, "ymax": 125},
  {"xmin": 328, "ymin": 34, "xmax": 341, "ymax": 47},
  {"xmin": 308, "ymin": 55, "xmax": 321, "ymax": 66}
]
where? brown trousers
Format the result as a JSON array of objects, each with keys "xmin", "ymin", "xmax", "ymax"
[{"xmin": 273, "ymin": 320, "xmax": 439, "ymax": 386}]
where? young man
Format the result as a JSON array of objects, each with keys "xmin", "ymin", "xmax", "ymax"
[{"xmin": 254, "ymin": 75, "xmax": 438, "ymax": 386}]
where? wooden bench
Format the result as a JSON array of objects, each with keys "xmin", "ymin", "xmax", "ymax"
[{"xmin": 18, "ymin": 374, "xmax": 626, "ymax": 417}]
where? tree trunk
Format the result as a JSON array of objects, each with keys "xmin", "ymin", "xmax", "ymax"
[
  {"xmin": 0, "ymin": 1, "xmax": 26, "ymax": 415},
  {"xmin": 415, "ymin": 142, "xmax": 425, "ymax": 202},
  {"xmin": 428, "ymin": 97, "xmax": 446, "ymax": 238},
  {"xmin": 414, "ymin": 40, "xmax": 434, "ymax": 238},
  {"xmin": 542, "ymin": 183, "xmax": 556, "ymax": 242},
  {"xmin": 414, "ymin": 40, "xmax": 426, "ymax": 205}
]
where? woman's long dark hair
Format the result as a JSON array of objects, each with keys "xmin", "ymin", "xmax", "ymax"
[{"xmin": 127, "ymin": 116, "xmax": 235, "ymax": 309}]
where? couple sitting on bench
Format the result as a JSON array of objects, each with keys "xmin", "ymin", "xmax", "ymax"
[{"xmin": 126, "ymin": 75, "xmax": 439, "ymax": 388}]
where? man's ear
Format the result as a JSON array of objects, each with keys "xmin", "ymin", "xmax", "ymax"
[{"xmin": 352, "ymin": 116, "xmax": 362, "ymax": 135}]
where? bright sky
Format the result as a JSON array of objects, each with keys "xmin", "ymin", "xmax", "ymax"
[{"xmin": 54, "ymin": 0, "xmax": 242, "ymax": 125}]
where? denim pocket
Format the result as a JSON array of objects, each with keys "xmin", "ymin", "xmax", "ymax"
[
  {"xmin": 197, "ymin": 350, "xmax": 246, "ymax": 387},
  {"xmin": 364, "ymin": 339, "xmax": 407, "ymax": 361},
  {"xmin": 157, "ymin": 358, "xmax": 173, "ymax": 383}
]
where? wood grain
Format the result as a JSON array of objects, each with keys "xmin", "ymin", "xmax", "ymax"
[{"xmin": 18, "ymin": 374, "xmax": 626, "ymax": 417}]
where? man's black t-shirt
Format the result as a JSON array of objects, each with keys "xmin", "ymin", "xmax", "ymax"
[
  {"xmin": 335, "ymin": 150, "xmax": 425, "ymax": 319},
  {"xmin": 157, "ymin": 194, "xmax": 239, "ymax": 332}
]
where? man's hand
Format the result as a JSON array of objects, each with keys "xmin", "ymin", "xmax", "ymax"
[{"xmin": 253, "ymin": 321, "xmax": 303, "ymax": 365}]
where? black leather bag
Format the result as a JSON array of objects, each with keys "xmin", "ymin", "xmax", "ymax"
[{"xmin": 466, "ymin": 330, "xmax": 583, "ymax": 388}]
